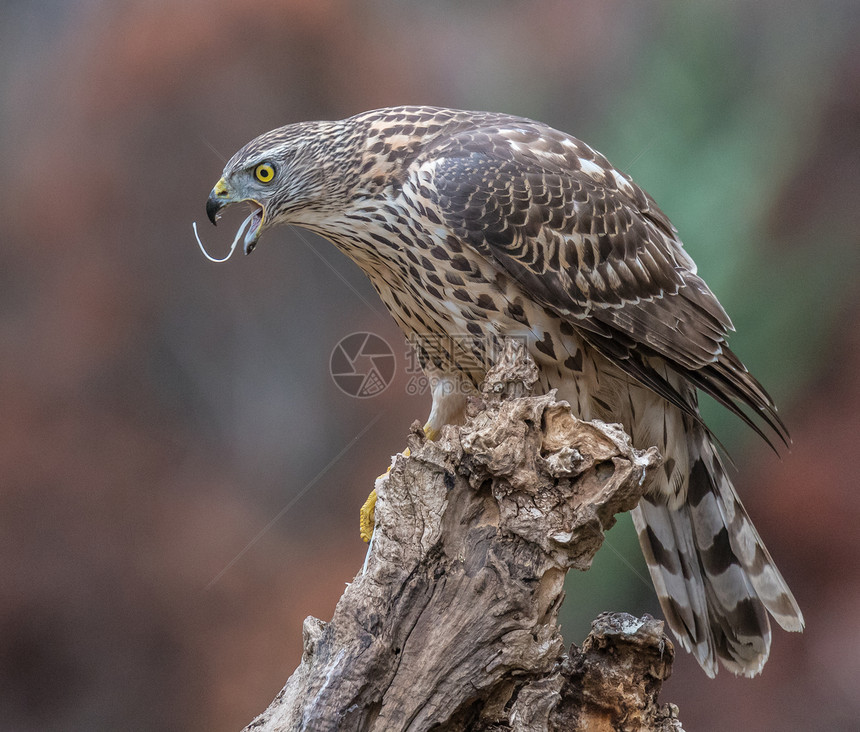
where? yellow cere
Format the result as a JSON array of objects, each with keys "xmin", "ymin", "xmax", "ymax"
[{"xmin": 254, "ymin": 163, "xmax": 275, "ymax": 183}]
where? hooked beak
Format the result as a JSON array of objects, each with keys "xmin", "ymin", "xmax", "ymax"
[
  {"xmin": 206, "ymin": 178, "xmax": 229, "ymax": 225},
  {"xmin": 206, "ymin": 177, "xmax": 266, "ymax": 254}
]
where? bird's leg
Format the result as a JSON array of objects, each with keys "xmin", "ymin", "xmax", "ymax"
[{"xmin": 359, "ymin": 423, "xmax": 439, "ymax": 542}]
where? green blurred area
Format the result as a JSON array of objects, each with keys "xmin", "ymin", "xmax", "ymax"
[
  {"xmin": 560, "ymin": 4, "xmax": 858, "ymax": 644},
  {"xmin": 601, "ymin": 4, "xmax": 854, "ymax": 406}
]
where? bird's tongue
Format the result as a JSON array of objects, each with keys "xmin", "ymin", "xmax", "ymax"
[{"xmin": 242, "ymin": 205, "xmax": 264, "ymax": 255}]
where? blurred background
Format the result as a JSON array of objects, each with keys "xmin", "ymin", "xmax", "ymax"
[{"xmin": 1, "ymin": 1, "xmax": 858, "ymax": 729}]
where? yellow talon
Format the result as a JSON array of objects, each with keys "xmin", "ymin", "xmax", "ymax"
[
  {"xmin": 359, "ymin": 489, "xmax": 377, "ymax": 543},
  {"xmin": 359, "ymin": 424, "xmax": 437, "ymax": 542}
]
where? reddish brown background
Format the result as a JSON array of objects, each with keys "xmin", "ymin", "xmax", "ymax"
[{"xmin": 1, "ymin": 1, "xmax": 858, "ymax": 730}]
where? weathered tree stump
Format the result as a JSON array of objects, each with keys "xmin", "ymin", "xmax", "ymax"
[{"xmin": 245, "ymin": 341, "xmax": 684, "ymax": 731}]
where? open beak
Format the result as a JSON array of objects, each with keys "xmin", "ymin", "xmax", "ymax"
[{"xmin": 206, "ymin": 177, "xmax": 266, "ymax": 254}]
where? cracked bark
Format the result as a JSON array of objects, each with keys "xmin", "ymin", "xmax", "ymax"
[{"xmin": 244, "ymin": 340, "xmax": 684, "ymax": 732}]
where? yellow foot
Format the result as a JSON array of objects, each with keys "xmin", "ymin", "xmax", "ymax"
[
  {"xmin": 359, "ymin": 488, "xmax": 377, "ymax": 543},
  {"xmin": 359, "ymin": 424, "xmax": 437, "ymax": 543}
]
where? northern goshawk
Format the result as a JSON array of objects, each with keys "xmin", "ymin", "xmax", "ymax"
[{"xmin": 203, "ymin": 106, "xmax": 803, "ymax": 677}]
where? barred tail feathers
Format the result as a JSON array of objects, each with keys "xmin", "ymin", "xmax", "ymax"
[
  {"xmin": 698, "ymin": 440, "xmax": 805, "ymax": 635},
  {"xmin": 634, "ymin": 427, "xmax": 803, "ymax": 676},
  {"xmin": 632, "ymin": 499, "xmax": 720, "ymax": 675}
]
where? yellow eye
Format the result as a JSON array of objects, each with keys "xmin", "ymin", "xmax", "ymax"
[{"xmin": 254, "ymin": 163, "xmax": 275, "ymax": 183}]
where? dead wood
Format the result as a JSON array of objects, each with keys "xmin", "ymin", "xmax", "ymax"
[{"xmin": 244, "ymin": 340, "xmax": 684, "ymax": 732}]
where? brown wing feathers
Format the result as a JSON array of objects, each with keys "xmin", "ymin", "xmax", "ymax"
[{"xmin": 426, "ymin": 125, "xmax": 788, "ymax": 448}]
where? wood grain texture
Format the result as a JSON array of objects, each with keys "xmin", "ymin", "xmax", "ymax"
[{"xmin": 245, "ymin": 341, "xmax": 682, "ymax": 732}]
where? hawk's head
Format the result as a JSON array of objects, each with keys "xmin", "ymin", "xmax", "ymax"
[{"xmin": 205, "ymin": 119, "xmax": 355, "ymax": 254}]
